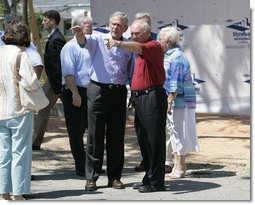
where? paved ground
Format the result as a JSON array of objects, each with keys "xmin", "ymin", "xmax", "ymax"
[{"xmin": 28, "ymin": 104, "xmax": 251, "ymax": 201}]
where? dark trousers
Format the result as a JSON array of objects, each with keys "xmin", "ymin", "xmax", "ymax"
[
  {"xmin": 134, "ymin": 87, "xmax": 167, "ymax": 187},
  {"xmin": 86, "ymin": 81, "xmax": 127, "ymax": 181},
  {"xmin": 62, "ymin": 86, "xmax": 87, "ymax": 173}
]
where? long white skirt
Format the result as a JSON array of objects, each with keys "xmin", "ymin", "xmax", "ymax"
[{"xmin": 166, "ymin": 106, "xmax": 200, "ymax": 155}]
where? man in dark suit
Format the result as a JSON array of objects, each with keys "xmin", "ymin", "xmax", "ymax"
[{"xmin": 32, "ymin": 10, "xmax": 66, "ymax": 150}]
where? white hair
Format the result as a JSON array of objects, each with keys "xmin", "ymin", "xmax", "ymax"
[
  {"xmin": 159, "ymin": 26, "xmax": 180, "ymax": 47},
  {"xmin": 131, "ymin": 19, "xmax": 151, "ymax": 33},
  {"xmin": 135, "ymin": 12, "xmax": 151, "ymax": 20},
  {"xmin": 134, "ymin": 12, "xmax": 151, "ymax": 26},
  {"xmin": 71, "ymin": 14, "xmax": 92, "ymax": 27}
]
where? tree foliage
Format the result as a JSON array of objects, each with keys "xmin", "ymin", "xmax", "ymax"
[
  {"xmin": 0, "ymin": 2, "xmax": 7, "ymax": 16},
  {"xmin": 2, "ymin": 0, "xmax": 21, "ymax": 14}
]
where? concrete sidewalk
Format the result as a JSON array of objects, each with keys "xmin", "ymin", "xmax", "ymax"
[{"xmin": 29, "ymin": 103, "xmax": 251, "ymax": 201}]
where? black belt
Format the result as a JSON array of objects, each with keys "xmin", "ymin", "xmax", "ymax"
[
  {"xmin": 91, "ymin": 80, "xmax": 125, "ymax": 89},
  {"xmin": 132, "ymin": 85, "xmax": 163, "ymax": 97},
  {"xmin": 62, "ymin": 84, "xmax": 86, "ymax": 90}
]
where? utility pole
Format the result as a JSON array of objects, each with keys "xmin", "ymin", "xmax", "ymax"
[{"xmin": 23, "ymin": 0, "xmax": 28, "ymax": 25}]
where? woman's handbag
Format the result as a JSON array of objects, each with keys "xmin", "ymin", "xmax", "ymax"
[{"xmin": 16, "ymin": 51, "xmax": 49, "ymax": 111}]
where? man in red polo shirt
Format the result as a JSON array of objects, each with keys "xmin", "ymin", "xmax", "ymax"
[{"xmin": 107, "ymin": 19, "xmax": 167, "ymax": 193}]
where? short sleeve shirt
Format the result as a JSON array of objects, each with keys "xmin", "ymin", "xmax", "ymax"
[
  {"xmin": 61, "ymin": 37, "xmax": 91, "ymax": 87},
  {"xmin": 131, "ymin": 39, "xmax": 165, "ymax": 91},
  {"xmin": 25, "ymin": 43, "xmax": 43, "ymax": 67},
  {"xmin": 0, "ymin": 38, "xmax": 43, "ymax": 67}
]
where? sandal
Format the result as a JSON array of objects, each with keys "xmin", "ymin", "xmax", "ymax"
[
  {"xmin": 0, "ymin": 194, "xmax": 11, "ymax": 200},
  {"xmin": 12, "ymin": 195, "xmax": 26, "ymax": 200},
  {"xmin": 168, "ymin": 168, "xmax": 186, "ymax": 179},
  {"xmin": 166, "ymin": 166, "xmax": 176, "ymax": 177}
]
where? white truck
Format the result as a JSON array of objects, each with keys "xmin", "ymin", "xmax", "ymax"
[{"xmin": 90, "ymin": 0, "xmax": 250, "ymax": 115}]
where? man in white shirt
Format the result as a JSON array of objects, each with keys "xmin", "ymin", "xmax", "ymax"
[{"xmin": 0, "ymin": 13, "xmax": 43, "ymax": 79}]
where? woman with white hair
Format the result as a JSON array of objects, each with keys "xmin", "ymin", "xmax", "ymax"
[{"xmin": 158, "ymin": 27, "xmax": 200, "ymax": 178}]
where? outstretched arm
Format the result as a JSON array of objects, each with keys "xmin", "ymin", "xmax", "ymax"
[{"xmin": 107, "ymin": 39, "xmax": 142, "ymax": 55}]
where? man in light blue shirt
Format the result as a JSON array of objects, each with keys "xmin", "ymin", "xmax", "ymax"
[
  {"xmin": 60, "ymin": 14, "xmax": 93, "ymax": 177},
  {"xmin": 71, "ymin": 11, "xmax": 135, "ymax": 191}
]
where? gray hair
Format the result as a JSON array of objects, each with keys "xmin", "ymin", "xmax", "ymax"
[
  {"xmin": 131, "ymin": 19, "xmax": 151, "ymax": 33},
  {"xmin": 109, "ymin": 11, "xmax": 128, "ymax": 27},
  {"xmin": 159, "ymin": 26, "xmax": 180, "ymax": 47},
  {"xmin": 71, "ymin": 14, "xmax": 92, "ymax": 27},
  {"xmin": 134, "ymin": 12, "xmax": 151, "ymax": 26}
]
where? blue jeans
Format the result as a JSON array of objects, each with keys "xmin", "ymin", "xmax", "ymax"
[{"xmin": 0, "ymin": 112, "xmax": 33, "ymax": 195}]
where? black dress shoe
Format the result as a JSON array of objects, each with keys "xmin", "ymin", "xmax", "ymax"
[
  {"xmin": 138, "ymin": 185, "xmax": 166, "ymax": 193},
  {"xmin": 100, "ymin": 169, "xmax": 106, "ymax": 174},
  {"xmin": 85, "ymin": 179, "xmax": 97, "ymax": 191},
  {"xmin": 107, "ymin": 180, "xmax": 124, "ymax": 189},
  {"xmin": 165, "ymin": 165, "xmax": 173, "ymax": 174},
  {"xmin": 132, "ymin": 182, "xmax": 143, "ymax": 189},
  {"xmin": 138, "ymin": 185, "xmax": 153, "ymax": 193},
  {"xmin": 76, "ymin": 170, "xmax": 85, "ymax": 177},
  {"xmin": 32, "ymin": 145, "xmax": 41, "ymax": 151},
  {"xmin": 151, "ymin": 185, "xmax": 166, "ymax": 192}
]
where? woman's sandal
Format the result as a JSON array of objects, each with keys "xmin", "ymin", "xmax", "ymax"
[
  {"xmin": 167, "ymin": 167, "xmax": 176, "ymax": 177},
  {"xmin": 167, "ymin": 168, "xmax": 186, "ymax": 179},
  {"xmin": 11, "ymin": 195, "xmax": 26, "ymax": 200},
  {"xmin": 0, "ymin": 194, "xmax": 11, "ymax": 200}
]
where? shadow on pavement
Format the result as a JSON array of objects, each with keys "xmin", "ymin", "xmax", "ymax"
[
  {"xmin": 164, "ymin": 180, "xmax": 221, "ymax": 194},
  {"xmin": 26, "ymin": 189, "xmax": 105, "ymax": 200}
]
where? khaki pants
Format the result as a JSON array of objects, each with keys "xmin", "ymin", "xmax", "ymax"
[{"xmin": 32, "ymin": 79, "xmax": 60, "ymax": 146}]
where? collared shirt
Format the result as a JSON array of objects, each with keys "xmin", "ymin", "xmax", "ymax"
[
  {"xmin": 48, "ymin": 28, "xmax": 57, "ymax": 38},
  {"xmin": 61, "ymin": 37, "xmax": 91, "ymax": 87},
  {"xmin": 0, "ymin": 37, "xmax": 43, "ymax": 67},
  {"xmin": 131, "ymin": 39, "xmax": 165, "ymax": 91},
  {"xmin": 84, "ymin": 33, "xmax": 135, "ymax": 85},
  {"xmin": 163, "ymin": 47, "xmax": 196, "ymax": 109}
]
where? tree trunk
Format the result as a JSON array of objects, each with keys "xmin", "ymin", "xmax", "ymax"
[{"xmin": 22, "ymin": 0, "xmax": 28, "ymax": 24}]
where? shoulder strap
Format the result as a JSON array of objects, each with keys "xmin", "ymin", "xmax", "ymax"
[{"xmin": 16, "ymin": 51, "xmax": 23, "ymax": 74}]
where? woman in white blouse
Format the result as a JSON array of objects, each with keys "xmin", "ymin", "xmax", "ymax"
[{"xmin": 0, "ymin": 22, "xmax": 40, "ymax": 200}]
